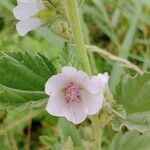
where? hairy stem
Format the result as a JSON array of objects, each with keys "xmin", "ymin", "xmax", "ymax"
[
  {"xmin": 63, "ymin": 0, "xmax": 91, "ymax": 75},
  {"xmin": 86, "ymin": 45, "xmax": 143, "ymax": 74},
  {"xmin": 91, "ymin": 116, "xmax": 102, "ymax": 150}
]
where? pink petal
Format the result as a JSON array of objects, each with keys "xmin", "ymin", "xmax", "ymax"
[
  {"xmin": 45, "ymin": 74, "xmax": 69, "ymax": 95},
  {"xmin": 17, "ymin": 0, "xmax": 40, "ymax": 4},
  {"xmin": 61, "ymin": 66, "xmax": 77, "ymax": 74},
  {"xmin": 80, "ymin": 90, "xmax": 103, "ymax": 115},
  {"xmin": 46, "ymin": 92, "xmax": 67, "ymax": 117},
  {"xmin": 65, "ymin": 101, "xmax": 87, "ymax": 124},
  {"xmin": 61, "ymin": 66, "xmax": 98, "ymax": 94},
  {"xmin": 92, "ymin": 72, "xmax": 109, "ymax": 90},
  {"xmin": 13, "ymin": 1, "xmax": 44, "ymax": 20},
  {"xmin": 16, "ymin": 18, "xmax": 42, "ymax": 36}
]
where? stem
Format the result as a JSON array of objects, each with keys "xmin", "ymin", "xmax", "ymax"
[
  {"xmin": 91, "ymin": 116, "xmax": 102, "ymax": 150},
  {"xmin": 86, "ymin": 45, "xmax": 143, "ymax": 74},
  {"xmin": 63, "ymin": 0, "xmax": 91, "ymax": 75}
]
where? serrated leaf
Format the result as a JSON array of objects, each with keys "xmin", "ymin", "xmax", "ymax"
[
  {"xmin": 0, "ymin": 52, "xmax": 56, "ymax": 110},
  {"xmin": 58, "ymin": 43, "xmax": 80, "ymax": 67},
  {"xmin": 109, "ymin": 131, "xmax": 150, "ymax": 150},
  {"xmin": 115, "ymin": 73, "xmax": 150, "ymax": 113}
]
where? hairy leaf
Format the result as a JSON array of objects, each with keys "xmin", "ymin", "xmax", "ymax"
[
  {"xmin": 112, "ymin": 73, "xmax": 150, "ymax": 133},
  {"xmin": 58, "ymin": 119, "xmax": 82, "ymax": 146},
  {"xmin": 115, "ymin": 73, "xmax": 150, "ymax": 113},
  {"xmin": 109, "ymin": 131, "xmax": 150, "ymax": 150},
  {"xmin": 112, "ymin": 111, "xmax": 150, "ymax": 133},
  {"xmin": 111, "ymin": 105, "xmax": 126, "ymax": 120}
]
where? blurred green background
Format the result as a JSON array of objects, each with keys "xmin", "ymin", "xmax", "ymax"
[{"xmin": 0, "ymin": 0, "xmax": 149, "ymax": 149}]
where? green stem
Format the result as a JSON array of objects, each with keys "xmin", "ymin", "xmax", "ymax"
[
  {"xmin": 63, "ymin": 0, "xmax": 91, "ymax": 75},
  {"xmin": 91, "ymin": 116, "xmax": 103, "ymax": 150}
]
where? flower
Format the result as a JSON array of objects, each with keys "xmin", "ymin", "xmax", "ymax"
[
  {"xmin": 45, "ymin": 66, "xmax": 109, "ymax": 124},
  {"xmin": 13, "ymin": 0, "xmax": 56, "ymax": 36}
]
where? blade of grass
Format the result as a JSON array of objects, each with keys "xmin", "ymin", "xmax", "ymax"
[
  {"xmin": 110, "ymin": 1, "xmax": 142, "ymax": 92},
  {"xmin": 92, "ymin": 0, "xmax": 110, "ymax": 26},
  {"xmin": 111, "ymin": 0, "xmax": 124, "ymax": 29},
  {"xmin": 84, "ymin": 6, "xmax": 120, "ymax": 47}
]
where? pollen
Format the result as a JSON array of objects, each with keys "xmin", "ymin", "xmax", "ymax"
[{"xmin": 64, "ymin": 83, "xmax": 80, "ymax": 103}]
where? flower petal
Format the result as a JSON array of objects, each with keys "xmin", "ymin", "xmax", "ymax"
[
  {"xmin": 61, "ymin": 66, "xmax": 77, "ymax": 74},
  {"xmin": 13, "ymin": 1, "xmax": 44, "ymax": 20},
  {"xmin": 46, "ymin": 92, "xmax": 67, "ymax": 117},
  {"xmin": 92, "ymin": 72, "xmax": 109, "ymax": 90},
  {"xmin": 80, "ymin": 90, "xmax": 103, "ymax": 115},
  {"xmin": 65, "ymin": 101, "xmax": 87, "ymax": 124},
  {"xmin": 16, "ymin": 18, "xmax": 42, "ymax": 36},
  {"xmin": 45, "ymin": 74, "xmax": 69, "ymax": 95},
  {"xmin": 17, "ymin": 0, "xmax": 40, "ymax": 4},
  {"xmin": 46, "ymin": 92, "xmax": 87, "ymax": 124},
  {"xmin": 61, "ymin": 66, "xmax": 97, "ymax": 94}
]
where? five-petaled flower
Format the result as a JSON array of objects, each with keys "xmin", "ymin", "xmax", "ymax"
[
  {"xmin": 13, "ymin": 0, "xmax": 55, "ymax": 36},
  {"xmin": 45, "ymin": 66, "xmax": 109, "ymax": 124}
]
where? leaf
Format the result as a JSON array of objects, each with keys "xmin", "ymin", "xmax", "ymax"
[
  {"xmin": 111, "ymin": 105, "xmax": 127, "ymax": 120},
  {"xmin": 57, "ymin": 43, "xmax": 80, "ymax": 67},
  {"xmin": 109, "ymin": 131, "xmax": 150, "ymax": 150},
  {"xmin": 115, "ymin": 73, "xmax": 150, "ymax": 113},
  {"xmin": 61, "ymin": 137, "xmax": 74, "ymax": 150},
  {"xmin": 40, "ymin": 135, "xmax": 57, "ymax": 148},
  {"xmin": 78, "ymin": 0, "xmax": 86, "ymax": 6},
  {"xmin": 58, "ymin": 119, "xmax": 82, "ymax": 147},
  {"xmin": 112, "ymin": 111, "xmax": 150, "ymax": 133},
  {"xmin": 112, "ymin": 73, "xmax": 150, "ymax": 133},
  {"xmin": 0, "ymin": 52, "xmax": 56, "ymax": 110}
]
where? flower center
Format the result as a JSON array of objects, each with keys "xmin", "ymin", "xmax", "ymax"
[{"xmin": 64, "ymin": 83, "xmax": 80, "ymax": 103}]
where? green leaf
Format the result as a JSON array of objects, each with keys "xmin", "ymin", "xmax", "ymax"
[
  {"xmin": 78, "ymin": 0, "xmax": 87, "ymax": 7},
  {"xmin": 58, "ymin": 119, "xmax": 82, "ymax": 147},
  {"xmin": 115, "ymin": 73, "xmax": 150, "ymax": 113},
  {"xmin": 112, "ymin": 111, "xmax": 150, "ymax": 133},
  {"xmin": 111, "ymin": 105, "xmax": 126, "ymax": 120},
  {"xmin": 109, "ymin": 131, "xmax": 150, "ymax": 150},
  {"xmin": 61, "ymin": 137, "xmax": 74, "ymax": 150},
  {"xmin": 40, "ymin": 135, "xmax": 57, "ymax": 148},
  {"xmin": 58, "ymin": 43, "xmax": 80, "ymax": 67},
  {"xmin": 0, "ymin": 52, "xmax": 56, "ymax": 110},
  {"xmin": 112, "ymin": 73, "xmax": 150, "ymax": 133}
]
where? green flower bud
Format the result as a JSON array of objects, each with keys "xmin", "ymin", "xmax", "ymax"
[{"xmin": 35, "ymin": 8, "xmax": 56, "ymax": 22}]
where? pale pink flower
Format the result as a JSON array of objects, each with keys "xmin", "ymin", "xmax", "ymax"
[
  {"xmin": 13, "ymin": 0, "xmax": 45, "ymax": 36},
  {"xmin": 45, "ymin": 66, "xmax": 109, "ymax": 124}
]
